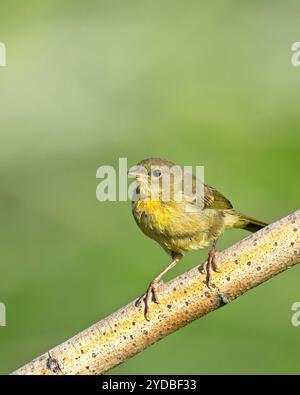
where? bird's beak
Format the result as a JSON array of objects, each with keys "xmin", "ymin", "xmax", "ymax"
[{"xmin": 127, "ymin": 165, "xmax": 147, "ymax": 179}]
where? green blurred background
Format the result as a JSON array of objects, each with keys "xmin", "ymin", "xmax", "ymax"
[{"xmin": 1, "ymin": 0, "xmax": 300, "ymax": 374}]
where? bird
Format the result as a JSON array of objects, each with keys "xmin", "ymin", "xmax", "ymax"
[{"xmin": 128, "ymin": 157, "xmax": 267, "ymax": 320}]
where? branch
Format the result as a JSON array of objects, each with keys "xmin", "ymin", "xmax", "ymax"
[{"xmin": 12, "ymin": 210, "xmax": 300, "ymax": 375}]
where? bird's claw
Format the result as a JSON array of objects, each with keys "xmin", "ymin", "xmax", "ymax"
[
  {"xmin": 201, "ymin": 250, "xmax": 222, "ymax": 288},
  {"xmin": 200, "ymin": 261, "xmax": 207, "ymax": 274},
  {"xmin": 135, "ymin": 280, "xmax": 161, "ymax": 320}
]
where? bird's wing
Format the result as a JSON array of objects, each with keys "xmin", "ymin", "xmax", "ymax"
[
  {"xmin": 203, "ymin": 184, "xmax": 233, "ymax": 209},
  {"xmin": 179, "ymin": 172, "xmax": 233, "ymax": 210}
]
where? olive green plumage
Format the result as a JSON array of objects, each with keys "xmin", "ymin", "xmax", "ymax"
[{"xmin": 130, "ymin": 157, "xmax": 267, "ymax": 256}]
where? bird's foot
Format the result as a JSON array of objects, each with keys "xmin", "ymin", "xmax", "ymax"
[
  {"xmin": 200, "ymin": 249, "xmax": 221, "ymax": 289},
  {"xmin": 135, "ymin": 279, "xmax": 161, "ymax": 321},
  {"xmin": 218, "ymin": 292, "xmax": 232, "ymax": 305}
]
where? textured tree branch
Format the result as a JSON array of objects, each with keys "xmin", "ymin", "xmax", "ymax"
[{"xmin": 12, "ymin": 210, "xmax": 300, "ymax": 375}]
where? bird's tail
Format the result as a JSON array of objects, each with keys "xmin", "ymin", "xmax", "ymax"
[{"xmin": 238, "ymin": 213, "xmax": 268, "ymax": 233}]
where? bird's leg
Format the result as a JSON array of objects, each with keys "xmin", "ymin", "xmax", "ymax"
[
  {"xmin": 136, "ymin": 253, "xmax": 182, "ymax": 320},
  {"xmin": 201, "ymin": 238, "xmax": 221, "ymax": 288}
]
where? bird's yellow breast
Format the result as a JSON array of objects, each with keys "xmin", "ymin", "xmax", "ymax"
[
  {"xmin": 135, "ymin": 199, "xmax": 173, "ymax": 227},
  {"xmin": 132, "ymin": 198, "xmax": 214, "ymax": 254}
]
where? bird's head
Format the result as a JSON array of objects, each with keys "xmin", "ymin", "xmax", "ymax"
[
  {"xmin": 128, "ymin": 158, "xmax": 183, "ymax": 201},
  {"xmin": 128, "ymin": 157, "xmax": 175, "ymax": 181}
]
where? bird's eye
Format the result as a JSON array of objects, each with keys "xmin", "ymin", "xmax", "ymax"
[{"xmin": 152, "ymin": 168, "xmax": 162, "ymax": 178}]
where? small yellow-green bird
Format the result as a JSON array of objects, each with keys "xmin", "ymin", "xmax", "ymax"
[{"xmin": 128, "ymin": 158, "xmax": 267, "ymax": 319}]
